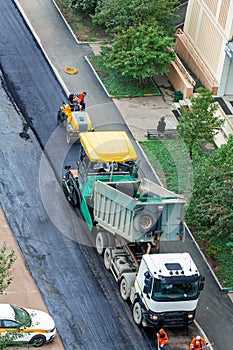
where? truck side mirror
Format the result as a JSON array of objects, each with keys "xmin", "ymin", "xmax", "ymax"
[
  {"xmin": 143, "ymin": 273, "xmax": 152, "ymax": 296},
  {"xmin": 199, "ymin": 276, "xmax": 205, "ymax": 291}
]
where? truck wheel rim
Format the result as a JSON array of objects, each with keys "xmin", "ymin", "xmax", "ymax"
[
  {"xmin": 140, "ymin": 215, "xmax": 153, "ymax": 229},
  {"xmin": 133, "ymin": 302, "xmax": 142, "ymax": 325},
  {"xmin": 104, "ymin": 248, "xmax": 111, "ymax": 270},
  {"xmin": 120, "ymin": 279, "xmax": 129, "ymax": 300}
]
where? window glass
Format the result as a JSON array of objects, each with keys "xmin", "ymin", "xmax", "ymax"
[
  {"xmin": 2, "ymin": 320, "xmax": 19, "ymax": 328},
  {"xmin": 152, "ymin": 279, "xmax": 199, "ymax": 301}
]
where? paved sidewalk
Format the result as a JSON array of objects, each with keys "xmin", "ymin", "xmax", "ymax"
[
  {"xmin": 89, "ymin": 43, "xmax": 179, "ymax": 141},
  {"xmin": 112, "ymin": 75, "xmax": 178, "ymax": 141},
  {"xmin": 0, "ymin": 208, "xmax": 64, "ymax": 350}
]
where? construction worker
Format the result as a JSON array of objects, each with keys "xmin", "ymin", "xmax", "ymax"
[
  {"xmin": 157, "ymin": 328, "xmax": 168, "ymax": 349},
  {"xmin": 68, "ymin": 92, "xmax": 87, "ymax": 111},
  {"xmin": 73, "ymin": 91, "xmax": 87, "ymax": 110},
  {"xmin": 190, "ymin": 335, "xmax": 209, "ymax": 350}
]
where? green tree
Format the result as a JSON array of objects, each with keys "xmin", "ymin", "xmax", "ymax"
[
  {"xmin": 101, "ymin": 23, "xmax": 176, "ymax": 87},
  {"xmin": 70, "ymin": 0, "xmax": 98, "ymax": 15},
  {"xmin": 177, "ymin": 87, "xmax": 224, "ymax": 159},
  {"xmin": 0, "ymin": 242, "xmax": 16, "ymax": 294},
  {"xmin": 186, "ymin": 135, "xmax": 233, "ymax": 243},
  {"xmin": 93, "ymin": 0, "xmax": 179, "ymax": 35},
  {"xmin": 0, "ymin": 243, "xmax": 17, "ymax": 349}
]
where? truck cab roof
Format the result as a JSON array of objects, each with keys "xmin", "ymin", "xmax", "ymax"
[
  {"xmin": 79, "ymin": 131, "xmax": 137, "ymax": 162},
  {"xmin": 144, "ymin": 253, "xmax": 199, "ymax": 279}
]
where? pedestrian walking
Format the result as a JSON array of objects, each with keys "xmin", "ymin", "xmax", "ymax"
[{"xmin": 157, "ymin": 116, "xmax": 166, "ymax": 133}]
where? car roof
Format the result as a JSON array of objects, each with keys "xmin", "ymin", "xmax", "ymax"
[
  {"xmin": 79, "ymin": 131, "xmax": 137, "ymax": 162},
  {"xmin": 0, "ymin": 304, "xmax": 15, "ymax": 320}
]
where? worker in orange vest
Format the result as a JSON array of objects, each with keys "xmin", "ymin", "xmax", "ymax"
[
  {"xmin": 157, "ymin": 328, "xmax": 168, "ymax": 349},
  {"xmin": 68, "ymin": 92, "xmax": 87, "ymax": 111},
  {"xmin": 190, "ymin": 335, "xmax": 209, "ymax": 350},
  {"xmin": 73, "ymin": 91, "xmax": 87, "ymax": 110}
]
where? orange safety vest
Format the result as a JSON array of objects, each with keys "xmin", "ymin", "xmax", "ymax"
[
  {"xmin": 157, "ymin": 329, "xmax": 168, "ymax": 346},
  {"xmin": 73, "ymin": 95, "xmax": 81, "ymax": 103},
  {"xmin": 190, "ymin": 337, "xmax": 207, "ymax": 350}
]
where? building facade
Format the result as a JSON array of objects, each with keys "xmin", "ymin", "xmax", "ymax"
[{"xmin": 175, "ymin": 0, "xmax": 233, "ymax": 95}]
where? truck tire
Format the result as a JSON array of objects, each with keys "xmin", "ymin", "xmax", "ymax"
[
  {"xmin": 67, "ymin": 132, "xmax": 71, "ymax": 144},
  {"xmin": 57, "ymin": 111, "xmax": 65, "ymax": 126},
  {"xmin": 133, "ymin": 210, "xmax": 156, "ymax": 234},
  {"xmin": 133, "ymin": 301, "xmax": 143, "ymax": 326},
  {"xmin": 96, "ymin": 231, "xmax": 108, "ymax": 255},
  {"xmin": 104, "ymin": 248, "xmax": 112, "ymax": 270},
  {"xmin": 120, "ymin": 278, "xmax": 130, "ymax": 301},
  {"xmin": 62, "ymin": 183, "xmax": 81, "ymax": 208},
  {"xmin": 71, "ymin": 190, "xmax": 81, "ymax": 208}
]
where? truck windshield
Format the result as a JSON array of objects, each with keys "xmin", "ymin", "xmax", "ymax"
[{"xmin": 151, "ymin": 279, "xmax": 199, "ymax": 301}]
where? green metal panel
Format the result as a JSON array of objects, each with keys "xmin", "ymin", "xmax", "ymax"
[{"xmin": 80, "ymin": 198, "xmax": 93, "ymax": 231}]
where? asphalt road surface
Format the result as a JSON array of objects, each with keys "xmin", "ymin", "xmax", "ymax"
[
  {"xmin": 0, "ymin": 2, "xmax": 159, "ymax": 349},
  {"xmin": 1, "ymin": 1, "xmax": 233, "ymax": 350}
]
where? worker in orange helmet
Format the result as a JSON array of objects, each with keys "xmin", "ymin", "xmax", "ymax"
[
  {"xmin": 190, "ymin": 335, "xmax": 209, "ymax": 350},
  {"xmin": 157, "ymin": 328, "xmax": 168, "ymax": 349}
]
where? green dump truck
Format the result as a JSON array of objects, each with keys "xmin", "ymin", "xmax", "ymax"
[{"xmin": 62, "ymin": 131, "xmax": 204, "ymax": 327}]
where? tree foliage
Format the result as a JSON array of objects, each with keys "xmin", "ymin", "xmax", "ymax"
[
  {"xmin": 177, "ymin": 88, "xmax": 224, "ymax": 159},
  {"xmin": 93, "ymin": 0, "xmax": 179, "ymax": 34},
  {"xmin": 186, "ymin": 136, "xmax": 233, "ymax": 243},
  {"xmin": 0, "ymin": 242, "xmax": 16, "ymax": 295},
  {"xmin": 101, "ymin": 23, "xmax": 176, "ymax": 86},
  {"xmin": 0, "ymin": 244, "xmax": 21, "ymax": 349},
  {"xmin": 70, "ymin": 0, "xmax": 98, "ymax": 15}
]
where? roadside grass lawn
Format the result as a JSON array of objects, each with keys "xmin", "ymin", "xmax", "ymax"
[
  {"xmin": 89, "ymin": 56, "xmax": 161, "ymax": 97},
  {"xmin": 141, "ymin": 139, "xmax": 233, "ymax": 289}
]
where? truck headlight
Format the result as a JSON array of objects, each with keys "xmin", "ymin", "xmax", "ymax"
[
  {"xmin": 188, "ymin": 314, "xmax": 194, "ymax": 319},
  {"xmin": 149, "ymin": 314, "xmax": 158, "ymax": 321}
]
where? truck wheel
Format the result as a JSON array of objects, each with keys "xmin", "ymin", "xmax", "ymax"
[
  {"xmin": 96, "ymin": 231, "xmax": 108, "ymax": 255},
  {"xmin": 104, "ymin": 248, "xmax": 112, "ymax": 270},
  {"xmin": 133, "ymin": 301, "xmax": 143, "ymax": 326},
  {"xmin": 120, "ymin": 278, "xmax": 130, "ymax": 301},
  {"xmin": 70, "ymin": 192, "xmax": 79, "ymax": 207},
  {"xmin": 134, "ymin": 210, "xmax": 156, "ymax": 234},
  {"xmin": 62, "ymin": 182, "xmax": 69, "ymax": 200},
  {"xmin": 57, "ymin": 111, "xmax": 65, "ymax": 126},
  {"xmin": 67, "ymin": 133, "xmax": 71, "ymax": 144}
]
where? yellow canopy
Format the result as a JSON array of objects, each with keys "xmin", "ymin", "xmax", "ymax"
[{"xmin": 79, "ymin": 131, "xmax": 137, "ymax": 162}]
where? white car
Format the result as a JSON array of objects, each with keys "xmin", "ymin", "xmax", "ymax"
[{"xmin": 0, "ymin": 304, "xmax": 56, "ymax": 347}]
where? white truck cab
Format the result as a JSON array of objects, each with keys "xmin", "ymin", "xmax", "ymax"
[{"xmin": 130, "ymin": 253, "xmax": 205, "ymax": 327}]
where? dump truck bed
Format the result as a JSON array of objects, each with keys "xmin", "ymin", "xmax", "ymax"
[{"xmin": 93, "ymin": 178, "xmax": 186, "ymax": 242}]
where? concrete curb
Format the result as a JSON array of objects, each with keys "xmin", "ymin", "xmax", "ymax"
[
  {"xmin": 109, "ymin": 93, "xmax": 162, "ymax": 99},
  {"xmin": 184, "ymin": 222, "xmax": 233, "ymax": 291},
  {"xmin": 52, "ymin": 0, "xmax": 80, "ymax": 45},
  {"xmin": 85, "ymin": 55, "xmax": 111, "ymax": 97},
  {"xmin": 194, "ymin": 320, "xmax": 215, "ymax": 350}
]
